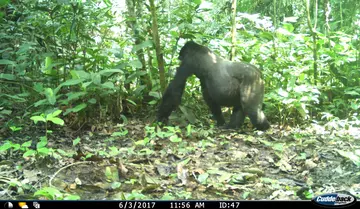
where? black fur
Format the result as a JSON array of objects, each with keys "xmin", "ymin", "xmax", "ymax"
[{"xmin": 157, "ymin": 41, "xmax": 270, "ymax": 131}]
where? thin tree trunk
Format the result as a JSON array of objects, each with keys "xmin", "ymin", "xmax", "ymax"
[
  {"xmin": 230, "ymin": 0, "xmax": 237, "ymax": 61},
  {"xmin": 323, "ymin": 0, "xmax": 330, "ymax": 35},
  {"xmin": 273, "ymin": 0, "xmax": 277, "ymax": 28},
  {"xmin": 305, "ymin": 0, "xmax": 318, "ymax": 85},
  {"xmin": 149, "ymin": 0, "xmax": 166, "ymax": 92}
]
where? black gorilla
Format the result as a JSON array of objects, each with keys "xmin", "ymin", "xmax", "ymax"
[{"xmin": 157, "ymin": 41, "xmax": 270, "ymax": 131}]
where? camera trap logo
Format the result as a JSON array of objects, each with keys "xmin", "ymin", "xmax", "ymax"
[{"xmin": 312, "ymin": 193, "xmax": 357, "ymax": 207}]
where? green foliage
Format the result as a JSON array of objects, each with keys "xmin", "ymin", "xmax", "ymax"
[
  {"xmin": 30, "ymin": 110, "xmax": 64, "ymax": 126},
  {"xmin": 1, "ymin": 0, "xmax": 357, "ymax": 129},
  {"xmin": 0, "ymin": 136, "xmax": 60, "ymax": 159},
  {"xmin": 30, "ymin": 110, "xmax": 64, "ymax": 136},
  {"xmin": 34, "ymin": 187, "xmax": 80, "ymax": 200},
  {"xmin": 335, "ymin": 149, "xmax": 360, "ymax": 167}
]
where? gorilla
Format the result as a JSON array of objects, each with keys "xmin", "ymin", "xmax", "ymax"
[{"xmin": 157, "ymin": 41, "xmax": 270, "ymax": 131}]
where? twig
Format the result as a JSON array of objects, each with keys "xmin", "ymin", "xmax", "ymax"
[{"xmin": 49, "ymin": 161, "xmax": 91, "ymax": 187}]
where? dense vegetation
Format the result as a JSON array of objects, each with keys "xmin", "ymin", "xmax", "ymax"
[{"xmin": 0, "ymin": 0, "xmax": 359, "ymax": 201}]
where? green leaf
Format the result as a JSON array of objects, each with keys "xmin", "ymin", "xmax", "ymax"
[
  {"xmin": 148, "ymin": 100, "xmax": 157, "ymax": 105},
  {"xmin": 37, "ymin": 137, "xmax": 48, "ymax": 149},
  {"xmin": 34, "ymin": 99, "xmax": 48, "ymax": 107},
  {"xmin": 273, "ymin": 143, "xmax": 284, "ymax": 151},
  {"xmin": 259, "ymin": 32, "xmax": 273, "ymax": 40},
  {"xmin": 3, "ymin": 94, "xmax": 26, "ymax": 102},
  {"xmin": 34, "ymin": 187, "xmax": 63, "ymax": 200},
  {"xmin": 336, "ymin": 149, "xmax": 360, "ymax": 166},
  {"xmin": 12, "ymin": 143, "xmax": 20, "ymax": 151},
  {"xmin": 37, "ymin": 147, "xmax": 50, "ymax": 155},
  {"xmin": 111, "ymin": 182, "xmax": 121, "ymax": 189},
  {"xmin": 218, "ymin": 172, "xmax": 232, "ymax": 182},
  {"xmin": 0, "ymin": 59, "xmax": 15, "ymax": 65},
  {"xmin": 192, "ymin": 0, "xmax": 202, "ymax": 5},
  {"xmin": 111, "ymin": 130, "xmax": 128, "ymax": 136},
  {"xmin": 44, "ymin": 88, "xmax": 56, "ymax": 105},
  {"xmin": 179, "ymin": 105, "xmax": 196, "ymax": 123},
  {"xmin": 9, "ymin": 126, "xmax": 21, "ymax": 132},
  {"xmin": 73, "ymin": 137, "xmax": 81, "ymax": 146},
  {"xmin": 109, "ymin": 146, "xmax": 120, "ymax": 156},
  {"xmin": 135, "ymin": 138, "xmax": 150, "ymax": 146},
  {"xmin": 44, "ymin": 56, "xmax": 52, "ymax": 70},
  {"xmin": 82, "ymin": 81, "xmax": 93, "ymax": 89},
  {"xmin": 51, "ymin": 110, "xmax": 62, "ymax": 117},
  {"xmin": 180, "ymin": 158, "xmax": 191, "ymax": 165},
  {"xmin": 23, "ymin": 150, "xmax": 36, "ymax": 158},
  {"xmin": 64, "ymin": 103, "xmax": 87, "ymax": 115},
  {"xmin": 57, "ymin": 149, "xmax": 68, "ymax": 156},
  {"xmin": 99, "ymin": 69, "xmax": 124, "ymax": 76},
  {"xmin": 120, "ymin": 114, "xmax": 128, "ymax": 124},
  {"xmin": 132, "ymin": 40, "xmax": 153, "ymax": 52},
  {"xmin": 169, "ymin": 135, "xmax": 182, "ymax": 143},
  {"xmin": 149, "ymin": 91, "xmax": 161, "ymax": 99},
  {"xmin": 17, "ymin": 43, "xmax": 33, "ymax": 53},
  {"xmin": 67, "ymin": 92, "xmax": 87, "ymax": 101},
  {"xmin": 125, "ymin": 72, "xmax": 138, "ymax": 83},
  {"xmin": 258, "ymin": 139, "xmax": 272, "ymax": 146},
  {"xmin": 126, "ymin": 99, "xmax": 136, "ymax": 106},
  {"xmin": 72, "ymin": 103, "xmax": 87, "ymax": 113},
  {"xmin": 22, "ymin": 140, "xmax": 32, "ymax": 148},
  {"xmin": 0, "ymin": 141, "xmax": 14, "ymax": 151},
  {"xmin": 129, "ymin": 60, "xmax": 143, "ymax": 68},
  {"xmin": 345, "ymin": 90, "xmax": 360, "ymax": 96},
  {"xmin": 186, "ymin": 124, "xmax": 192, "ymax": 136},
  {"xmin": 282, "ymin": 23, "xmax": 294, "ymax": 32},
  {"xmin": 170, "ymin": 30, "xmax": 179, "ymax": 38},
  {"xmin": 71, "ymin": 70, "xmax": 90, "ymax": 79},
  {"xmin": 88, "ymin": 98, "xmax": 96, "ymax": 104},
  {"xmin": 30, "ymin": 116, "xmax": 46, "ymax": 124},
  {"xmin": 60, "ymin": 79, "xmax": 85, "ymax": 87},
  {"xmin": 197, "ymin": 173, "xmax": 209, "ymax": 184},
  {"xmin": 1, "ymin": 109, "xmax": 12, "ymax": 115},
  {"xmin": 243, "ymin": 191, "xmax": 250, "ymax": 199},
  {"xmin": 91, "ymin": 72, "xmax": 101, "ymax": 85},
  {"xmin": 47, "ymin": 117, "xmax": 64, "ymax": 126},
  {"xmin": 33, "ymin": 83, "xmax": 44, "ymax": 93},
  {"xmin": 102, "ymin": 82, "xmax": 114, "ymax": 89},
  {"xmin": 0, "ymin": 73, "xmax": 15, "ymax": 80}
]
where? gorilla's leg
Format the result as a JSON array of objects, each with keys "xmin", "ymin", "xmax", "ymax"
[
  {"xmin": 208, "ymin": 103, "xmax": 225, "ymax": 126},
  {"xmin": 201, "ymin": 82, "xmax": 225, "ymax": 126},
  {"xmin": 226, "ymin": 106, "xmax": 245, "ymax": 129},
  {"xmin": 240, "ymin": 83, "xmax": 270, "ymax": 130}
]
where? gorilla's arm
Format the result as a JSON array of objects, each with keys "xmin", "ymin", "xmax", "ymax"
[{"xmin": 156, "ymin": 66, "xmax": 191, "ymax": 123}]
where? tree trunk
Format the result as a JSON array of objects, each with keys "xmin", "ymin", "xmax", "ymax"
[
  {"xmin": 230, "ymin": 0, "xmax": 237, "ymax": 61},
  {"xmin": 149, "ymin": 0, "xmax": 166, "ymax": 92},
  {"xmin": 305, "ymin": 0, "xmax": 318, "ymax": 85}
]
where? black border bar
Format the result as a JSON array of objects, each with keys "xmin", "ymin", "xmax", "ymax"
[{"xmin": 1, "ymin": 200, "xmax": 359, "ymax": 209}]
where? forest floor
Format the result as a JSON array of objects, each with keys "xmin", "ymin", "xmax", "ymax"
[{"xmin": 1, "ymin": 118, "xmax": 360, "ymax": 200}]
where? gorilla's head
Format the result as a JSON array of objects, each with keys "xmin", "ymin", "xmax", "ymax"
[{"xmin": 178, "ymin": 41, "xmax": 211, "ymax": 61}]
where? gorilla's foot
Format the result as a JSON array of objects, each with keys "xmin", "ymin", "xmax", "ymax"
[{"xmin": 255, "ymin": 122, "xmax": 270, "ymax": 131}]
